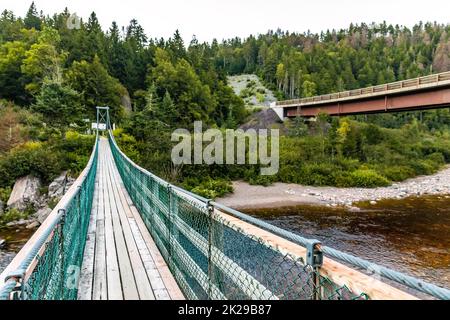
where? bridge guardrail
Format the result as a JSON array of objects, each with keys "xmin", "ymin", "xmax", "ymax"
[
  {"xmin": 0, "ymin": 134, "xmax": 99, "ymax": 300},
  {"xmin": 276, "ymin": 71, "xmax": 450, "ymax": 107},
  {"xmin": 108, "ymin": 130, "xmax": 450, "ymax": 300}
]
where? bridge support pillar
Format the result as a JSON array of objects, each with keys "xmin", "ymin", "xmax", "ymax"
[{"xmin": 270, "ymin": 102, "xmax": 285, "ymax": 121}]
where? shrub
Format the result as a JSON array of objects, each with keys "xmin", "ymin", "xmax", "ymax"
[
  {"xmin": 362, "ymin": 124, "xmax": 384, "ymax": 144},
  {"xmin": 246, "ymin": 80, "xmax": 257, "ymax": 89},
  {"xmin": 113, "ymin": 129, "xmax": 141, "ymax": 163},
  {"xmin": 256, "ymin": 88, "xmax": 266, "ymax": 94},
  {"xmin": 188, "ymin": 178, "xmax": 233, "ymax": 199},
  {"xmin": 277, "ymin": 165, "xmax": 302, "ymax": 183},
  {"xmin": 239, "ymin": 88, "xmax": 252, "ymax": 99},
  {"xmin": 256, "ymin": 92, "xmax": 265, "ymax": 103},
  {"xmin": 409, "ymin": 160, "xmax": 437, "ymax": 175},
  {"xmin": 0, "ymin": 130, "xmax": 96, "ymax": 188},
  {"xmin": 348, "ymin": 169, "xmax": 390, "ymax": 188},
  {"xmin": 0, "ymin": 208, "xmax": 31, "ymax": 226},
  {"xmin": 300, "ymin": 163, "xmax": 336, "ymax": 186},
  {"xmin": 0, "ymin": 144, "xmax": 60, "ymax": 187},
  {"xmin": 426, "ymin": 152, "xmax": 445, "ymax": 165},
  {"xmin": 333, "ymin": 171, "xmax": 354, "ymax": 187},
  {"xmin": 246, "ymin": 174, "xmax": 276, "ymax": 186},
  {"xmin": 380, "ymin": 166, "xmax": 416, "ymax": 181},
  {"xmin": 0, "ymin": 187, "xmax": 11, "ymax": 203}
]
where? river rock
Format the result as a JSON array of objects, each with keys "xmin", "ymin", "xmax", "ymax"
[
  {"xmin": 348, "ymin": 206, "xmax": 361, "ymax": 212},
  {"xmin": 48, "ymin": 172, "xmax": 74, "ymax": 199},
  {"xmin": 0, "ymin": 239, "xmax": 5, "ymax": 249},
  {"xmin": 26, "ymin": 221, "xmax": 40, "ymax": 229},
  {"xmin": 7, "ymin": 175, "xmax": 41, "ymax": 211},
  {"xmin": 35, "ymin": 207, "xmax": 52, "ymax": 224},
  {"xmin": 6, "ymin": 219, "xmax": 28, "ymax": 227},
  {"xmin": 121, "ymin": 93, "xmax": 132, "ymax": 113}
]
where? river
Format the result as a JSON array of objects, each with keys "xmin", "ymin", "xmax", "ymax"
[
  {"xmin": 243, "ymin": 195, "xmax": 450, "ymax": 289},
  {"xmin": 1, "ymin": 195, "xmax": 449, "ymax": 292},
  {"xmin": 0, "ymin": 227, "xmax": 36, "ymax": 274}
]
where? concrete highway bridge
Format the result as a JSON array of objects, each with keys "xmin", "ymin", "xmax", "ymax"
[{"xmin": 272, "ymin": 72, "xmax": 450, "ymax": 119}]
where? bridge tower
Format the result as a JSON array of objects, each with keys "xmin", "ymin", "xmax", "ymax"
[{"xmin": 95, "ymin": 106, "xmax": 111, "ymax": 132}]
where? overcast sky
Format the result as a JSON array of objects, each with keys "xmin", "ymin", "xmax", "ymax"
[{"xmin": 1, "ymin": 0, "xmax": 449, "ymax": 42}]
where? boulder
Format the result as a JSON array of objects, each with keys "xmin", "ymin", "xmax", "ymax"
[
  {"xmin": 121, "ymin": 93, "xmax": 132, "ymax": 113},
  {"xmin": 35, "ymin": 207, "xmax": 52, "ymax": 224},
  {"xmin": 7, "ymin": 175, "xmax": 41, "ymax": 211},
  {"xmin": 348, "ymin": 206, "xmax": 361, "ymax": 212},
  {"xmin": 239, "ymin": 108, "xmax": 287, "ymax": 133},
  {"xmin": 26, "ymin": 221, "xmax": 40, "ymax": 229},
  {"xmin": 6, "ymin": 219, "xmax": 28, "ymax": 227},
  {"xmin": 48, "ymin": 171, "xmax": 73, "ymax": 199}
]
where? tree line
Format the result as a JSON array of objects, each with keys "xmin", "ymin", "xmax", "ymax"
[
  {"xmin": 0, "ymin": 2, "xmax": 449, "ymax": 198},
  {"xmin": 2, "ymin": 3, "xmax": 450, "ymax": 126}
]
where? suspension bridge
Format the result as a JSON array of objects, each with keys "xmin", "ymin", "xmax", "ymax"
[{"xmin": 0, "ymin": 107, "xmax": 449, "ymax": 301}]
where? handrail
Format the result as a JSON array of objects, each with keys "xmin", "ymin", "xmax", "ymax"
[
  {"xmin": 0, "ymin": 133, "xmax": 99, "ymax": 300},
  {"xmin": 276, "ymin": 71, "xmax": 450, "ymax": 107},
  {"xmin": 108, "ymin": 129, "xmax": 450, "ymax": 300},
  {"xmin": 205, "ymin": 202, "xmax": 450, "ymax": 300}
]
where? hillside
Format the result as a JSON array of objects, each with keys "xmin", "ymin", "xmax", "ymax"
[{"xmin": 227, "ymin": 74, "xmax": 277, "ymax": 108}]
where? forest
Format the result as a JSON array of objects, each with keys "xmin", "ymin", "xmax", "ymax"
[{"xmin": 0, "ymin": 2, "xmax": 449, "ymax": 206}]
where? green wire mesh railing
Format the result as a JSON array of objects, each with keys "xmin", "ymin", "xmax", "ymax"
[
  {"xmin": 0, "ymin": 135, "xmax": 98, "ymax": 300},
  {"xmin": 108, "ymin": 131, "xmax": 370, "ymax": 300},
  {"xmin": 109, "ymin": 130, "xmax": 450, "ymax": 300}
]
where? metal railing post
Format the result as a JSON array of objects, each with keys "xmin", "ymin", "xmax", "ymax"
[
  {"xmin": 3, "ymin": 270, "xmax": 25, "ymax": 300},
  {"xmin": 207, "ymin": 200, "xmax": 214, "ymax": 300},
  {"xmin": 306, "ymin": 240, "xmax": 323, "ymax": 300},
  {"xmin": 167, "ymin": 184, "xmax": 174, "ymax": 268},
  {"xmin": 58, "ymin": 208, "xmax": 67, "ymax": 299}
]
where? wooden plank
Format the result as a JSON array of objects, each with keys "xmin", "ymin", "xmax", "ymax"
[
  {"xmin": 77, "ymin": 155, "xmax": 100, "ymax": 300},
  {"xmin": 125, "ymin": 191, "xmax": 185, "ymax": 300},
  {"xmin": 92, "ymin": 151, "xmax": 107, "ymax": 300},
  {"xmin": 216, "ymin": 210, "xmax": 417, "ymax": 300},
  {"xmin": 116, "ymin": 165, "xmax": 185, "ymax": 300},
  {"xmin": 107, "ymin": 149, "xmax": 173, "ymax": 300},
  {"xmin": 104, "ymin": 146, "xmax": 139, "ymax": 300},
  {"xmin": 101, "ymin": 139, "xmax": 123, "ymax": 300},
  {"xmin": 105, "ymin": 152, "xmax": 155, "ymax": 300},
  {"xmin": 129, "ymin": 217, "xmax": 170, "ymax": 300}
]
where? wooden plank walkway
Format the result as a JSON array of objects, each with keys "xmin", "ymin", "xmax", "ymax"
[{"xmin": 78, "ymin": 138, "xmax": 184, "ymax": 300}]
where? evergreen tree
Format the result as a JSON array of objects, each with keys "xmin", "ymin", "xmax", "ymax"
[
  {"xmin": 0, "ymin": 41, "xmax": 28, "ymax": 103},
  {"xmin": 24, "ymin": 2, "xmax": 41, "ymax": 30},
  {"xmin": 65, "ymin": 55, "xmax": 127, "ymax": 120},
  {"xmin": 107, "ymin": 21, "xmax": 127, "ymax": 83},
  {"xmin": 32, "ymin": 81, "xmax": 83, "ymax": 137}
]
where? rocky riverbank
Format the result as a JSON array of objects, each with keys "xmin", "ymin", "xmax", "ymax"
[
  {"xmin": 216, "ymin": 165, "xmax": 450, "ymax": 210},
  {"xmin": 0, "ymin": 227, "xmax": 37, "ymax": 274},
  {"xmin": 0, "ymin": 171, "xmax": 74, "ymax": 229},
  {"xmin": 0, "ymin": 252, "xmax": 15, "ymax": 274}
]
